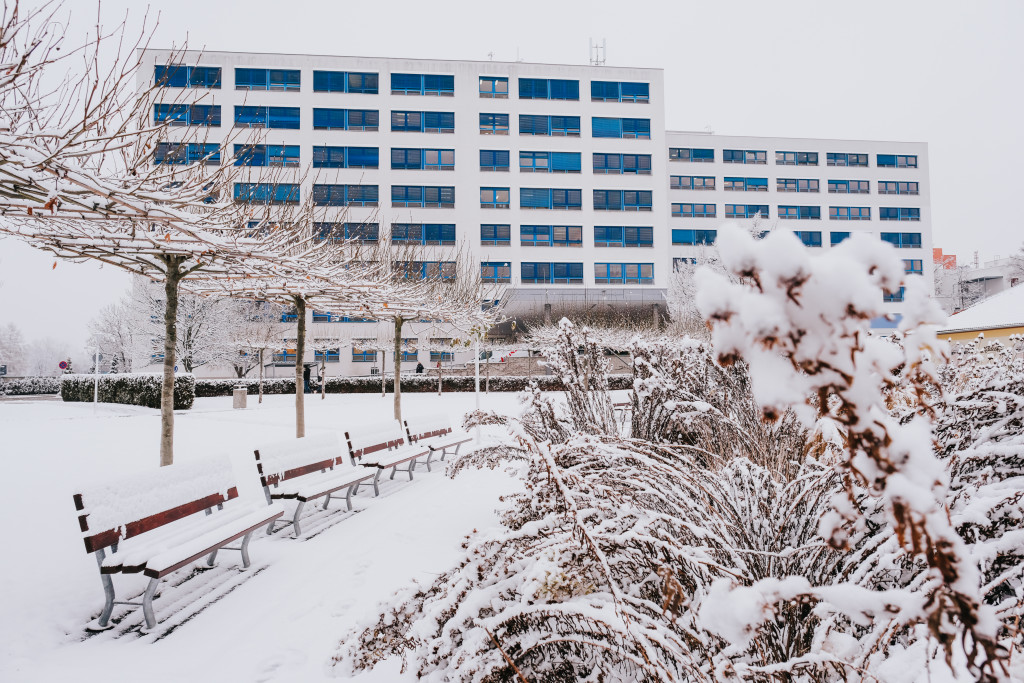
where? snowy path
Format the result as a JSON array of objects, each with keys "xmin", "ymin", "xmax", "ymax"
[{"xmin": 0, "ymin": 391, "xmax": 524, "ymax": 682}]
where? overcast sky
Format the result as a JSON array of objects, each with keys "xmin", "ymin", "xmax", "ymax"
[{"xmin": 1, "ymin": 0, "xmax": 1022, "ymax": 357}]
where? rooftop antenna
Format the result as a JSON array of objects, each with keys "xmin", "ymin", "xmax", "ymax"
[
  {"xmin": 487, "ymin": 51, "xmax": 494, "ymax": 61},
  {"xmin": 589, "ymin": 38, "xmax": 606, "ymax": 66},
  {"xmin": 516, "ymin": 47, "xmax": 523, "ymax": 63}
]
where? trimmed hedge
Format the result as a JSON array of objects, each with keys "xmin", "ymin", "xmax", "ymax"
[
  {"xmin": 0, "ymin": 377, "xmax": 61, "ymax": 396},
  {"xmin": 193, "ymin": 374, "xmax": 632, "ymax": 397},
  {"xmin": 61, "ymin": 373, "xmax": 195, "ymax": 410}
]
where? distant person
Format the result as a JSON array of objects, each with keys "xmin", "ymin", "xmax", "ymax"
[
  {"xmin": 303, "ymin": 364, "xmax": 312, "ymax": 393},
  {"xmin": 415, "ymin": 362, "xmax": 424, "ymax": 374}
]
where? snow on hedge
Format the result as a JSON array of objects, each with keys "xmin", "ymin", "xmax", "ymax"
[
  {"xmin": 61, "ymin": 373, "xmax": 195, "ymax": 410},
  {"xmin": 0, "ymin": 377, "xmax": 60, "ymax": 395}
]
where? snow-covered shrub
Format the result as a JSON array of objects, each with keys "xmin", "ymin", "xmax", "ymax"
[
  {"xmin": 61, "ymin": 373, "xmax": 195, "ymax": 410},
  {"xmin": 695, "ymin": 226, "xmax": 1009, "ymax": 679},
  {"xmin": 194, "ymin": 377, "xmax": 296, "ymax": 397},
  {"xmin": 0, "ymin": 376, "xmax": 60, "ymax": 395}
]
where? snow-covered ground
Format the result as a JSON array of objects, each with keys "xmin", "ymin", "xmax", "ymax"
[{"xmin": 0, "ymin": 391, "xmax": 526, "ymax": 682}]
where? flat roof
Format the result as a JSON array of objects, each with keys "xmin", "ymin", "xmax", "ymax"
[
  {"xmin": 665, "ymin": 130, "xmax": 928, "ymax": 145},
  {"xmin": 140, "ymin": 48, "xmax": 663, "ymax": 73}
]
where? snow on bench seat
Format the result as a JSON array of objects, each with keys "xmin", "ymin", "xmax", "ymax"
[
  {"xmin": 72, "ymin": 454, "xmax": 283, "ymax": 630},
  {"xmin": 254, "ymin": 433, "xmax": 374, "ymax": 537},
  {"xmin": 403, "ymin": 413, "xmax": 473, "ymax": 470},
  {"xmin": 345, "ymin": 422, "xmax": 430, "ymax": 495}
]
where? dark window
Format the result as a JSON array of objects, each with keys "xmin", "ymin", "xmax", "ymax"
[
  {"xmin": 594, "ymin": 262, "xmax": 654, "ymax": 284},
  {"xmin": 519, "ymin": 114, "xmax": 580, "ymax": 137},
  {"xmin": 155, "ymin": 65, "xmax": 221, "ymax": 88},
  {"xmin": 481, "ymin": 261, "xmax": 511, "ymax": 283},
  {"xmin": 829, "ymin": 206, "xmax": 871, "ymax": 220},
  {"xmin": 778, "ymin": 205, "xmax": 821, "ymax": 220},
  {"xmin": 312, "ymin": 184, "xmax": 379, "ymax": 207},
  {"xmin": 775, "ymin": 151, "xmax": 818, "ymax": 166},
  {"xmin": 480, "ymin": 149, "xmax": 510, "ymax": 171},
  {"xmin": 312, "ymin": 70, "xmax": 378, "ymax": 93},
  {"xmin": 234, "ymin": 183, "xmax": 300, "ymax": 205},
  {"xmin": 879, "ymin": 207, "xmax": 921, "ymax": 221},
  {"xmin": 391, "ymin": 73, "xmax": 454, "ymax": 95},
  {"xmin": 592, "ymin": 117, "xmax": 651, "ymax": 139},
  {"xmin": 235, "ymin": 68, "xmax": 300, "ymax": 91},
  {"xmin": 793, "ymin": 231, "xmax": 823, "ymax": 247},
  {"xmin": 877, "ymin": 154, "xmax": 917, "ymax": 168},
  {"xmin": 723, "ymin": 149, "xmax": 767, "ymax": 164},
  {"xmin": 826, "ymin": 152, "xmax": 869, "ymax": 167},
  {"xmin": 518, "ymin": 78, "xmax": 579, "ymax": 100},
  {"xmin": 593, "ymin": 226, "xmax": 653, "ymax": 247},
  {"xmin": 669, "ymin": 148, "xmax": 714, "ymax": 162},
  {"xmin": 154, "ymin": 103, "xmax": 221, "ymax": 127},
  {"xmin": 480, "ymin": 76, "xmax": 509, "ymax": 98},
  {"xmin": 672, "ymin": 203, "xmax": 716, "ymax": 218},
  {"xmin": 481, "ymin": 224, "xmax": 511, "ymax": 245},
  {"xmin": 671, "ymin": 229, "xmax": 717, "ymax": 245},
  {"xmin": 591, "ymin": 80, "xmax": 649, "ymax": 102}
]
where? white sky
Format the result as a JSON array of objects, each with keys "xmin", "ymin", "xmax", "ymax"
[{"xmin": 1, "ymin": 0, "xmax": 1022, "ymax": 356}]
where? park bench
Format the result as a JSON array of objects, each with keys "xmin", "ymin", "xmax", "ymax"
[
  {"xmin": 403, "ymin": 413, "xmax": 473, "ymax": 470},
  {"xmin": 345, "ymin": 422, "xmax": 430, "ymax": 496},
  {"xmin": 254, "ymin": 432, "xmax": 375, "ymax": 538},
  {"xmin": 72, "ymin": 455, "xmax": 284, "ymax": 630}
]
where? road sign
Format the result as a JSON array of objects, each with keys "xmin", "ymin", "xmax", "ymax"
[{"xmin": 58, "ymin": 361, "xmax": 68, "ymax": 370}]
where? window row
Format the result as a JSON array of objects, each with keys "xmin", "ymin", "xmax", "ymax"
[
  {"xmin": 155, "ymin": 66, "xmax": 650, "ymax": 103},
  {"xmin": 670, "ymin": 176, "xmax": 919, "ymax": 195},
  {"xmin": 480, "ymin": 224, "xmax": 654, "ymax": 248},
  {"xmin": 670, "ymin": 230, "xmax": 923, "ymax": 249},
  {"xmin": 670, "ymin": 203, "xmax": 921, "ymax": 220},
  {"xmin": 670, "ymin": 148, "xmax": 919, "ymax": 169}
]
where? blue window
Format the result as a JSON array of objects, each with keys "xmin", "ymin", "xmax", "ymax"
[
  {"xmin": 313, "ymin": 222, "xmax": 379, "ymax": 242},
  {"xmin": 672, "ymin": 203, "xmax": 716, "ymax": 218},
  {"xmin": 481, "ymin": 262, "xmax": 511, "ymax": 283},
  {"xmin": 673, "ymin": 258, "xmax": 698, "ymax": 269},
  {"xmin": 520, "ymin": 151, "xmax": 582, "ymax": 173},
  {"xmin": 429, "ymin": 339, "xmax": 455, "ymax": 363},
  {"xmin": 593, "ymin": 190, "xmax": 653, "ymax": 211},
  {"xmin": 519, "ymin": 188, "xmax": 583, "ymax": 210},
  {"xmin": 481, "ymin": 224, "xmax": 511, "ymax": 245},
  {"xmin": 312, "ymin": 108, "xmax": 379, "ymax": 131},
  {"xmin": 725, "ymin": 204, "xmax": 769, "ymax": 219},
  {"xmin": 314, "ymin": 348, "xmax": 340, "ymax": 363},
  {"xmin": 234, "ymin": 68, "xmax": 300, "ymax": 91},
  {"xmin": 480, "ymin": 113, "xmax": 509, "ymax": 134},
  {"xmin": 592, "ymin": 117, "xmax": 651, "ymax": 139},
  {"xmin": 312, "ymin": 311, "xmax": 333, "ymax": 323},
  {"xmin": 234, "ymin": 183, "xmax": 300, "ymax": 205},
  {"xmin": 877, "ymin": 154, "xmax": 917, "ymax": 168},
  {"xmin": 828, "ymin": 179, "xmax": 870, "ymax": 194},
  {"xmin": 879, "ymin": 181, "xmax": 919, "ymax": 195},
  {"xmin": 904, "ymin": 259, "xmax": 924, "ymax": 274},
  {"xmin": 671, "ymin": 229, "xmax": 717, "ymax": 246},
  {"xmin": 391, "ymin": 148, "xmax": 454, "ymax": 170},
  {"xmin": 776, "ymin": 178, "xmax": 818, "ymax": 192},
  {"xmin": 233, "ymin": 144, "xmax": 298, "ymax": 167},
  {"xmin": 312, "ymin": 70, "xmax": 378, "ymax": 93},
  {"xmin": 830, "ymin": 232, "xmax": 851, "ymax": 245},
  {"xmin": 594, "ymin": 226, "xmax": 653, "ymax": 247},
  {"xmin": 827, "ymin": 152, "xmax": 868, "ymax": 167},
  {"xmin": 776, "ymin": 151, "xmax": 818, "ymax": 166},
  {"xmin": 880, "ymin": 207, "xmax": 921, "ymax": 221},
  {"xmin": 391, "ymin": 111, "xmax": 455, "ymax": 133},
  {"xmin": 391, "ymin": 185, "xmax": 455, "ymax": 208},
  {"xmin": 155, "ymin": 65, "xmax": 221, "ymax": 89},
  {"xmin": 233, "ymin": 106, "xmax": 300, "ymax": 129},
  {"xmin": 723, "ymin": 149, "xmax": 767, "ymax": 164},
  {"xmin": 480, "ymin": 150, "xmax": 510, "ymax": 171},
  {"xmin": 391, "ymin": 223, "xmax": 456, "ymax": 245},
  {"xmin": 518, "ymin": 78, "xmax": 579, "ymax": 100},
  {"xmin": 724, "ymin": 177, "xmax": 768, "ymax": 191},
  {"xmin": 481, "ymin": 187, "xmax": 510, "ymax": 208},
  {"xmin": 400, "ymin": 262, "xmax": 456, "ymax": 280},
  {"xmin": 880, "ymin": 232, "xmax": 922, "ymax": 248},
  {"xmin": 671, "ymin": 176, "xmax": 715, "ymax": 190},
  {"xmin": 794, "ymin": 231, "xmax": 823, "ymax": 247},
  {"xmin": 154, "ymin": 143, "xmax": 220, "ymax": 165},
  {"xmin": 883, "ymin": 287, "xmax": 906, "ymax": 303},
  {"xmin": 391, "ymin": 73, "xmax": 454, "ymax": 96},
  {"xmin": 400, "ymin": 339, "xmax": 418, "ymax": 363},
  {"xmin": 779, "ymin": 205, "xmax": 821, "ymax": 220},
  {"xmin": 829, "ymin": 206, "xmax": 871, "ymax": 220},
  {"xmin": 670, "ymin": 148, "xmax": 714, "ymax": 162},
  {"xmin": 595, "ymin": 263, "xmax": 654, "ymax": 284},
  {"xmin": 312, "ymin": 184, "xmax": 379, "ymax": 207},
  {"xmin": 591, "ymin": 81, "xmax": 650, "ymax": 102},
  {"xmin": 519, "ymin": 114, "xmax": 581, "ymax": 136},
  {"xmin": 153, "ymin": 103, "xmax": 221, "ymax": 127},
  {"xmin": 521, "ymin": 262, "xmax": 584, "ymax": 284},
  {"xmin": 311, "ymin": 146, "xmax": 378, "ymax": 169},
  {"xmin": 480, "ymin": 76, "xmax": 508, "ymax": 98},
  {"xmin": 519, "ymin": 225, "xmax": 583, "ymax": 247},
  {"xmin": 593, "ymin": 153, "xmax": 652, "ymax": 175},
  {"xmin": 352, "ymin": 341, "xmax": 377, "ymax": 363}
]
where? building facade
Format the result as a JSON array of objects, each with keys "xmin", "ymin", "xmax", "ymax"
[{"xmin": 139, "ymin": 50, "xmax": 933, "ymax": 376}]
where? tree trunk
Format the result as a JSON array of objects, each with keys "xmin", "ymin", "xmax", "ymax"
[
  {"xmin": 159, "ymin": 257, "xmax": 184, "ymax": 467},
  {"xmin": 437, "ymin": 361, "xmax": 442, "ymax": 396},
  {"xmin": 393, "ymin": 316, "xmax": 403, "ymax": 423},
  {"xmin": 294, "ymin": 296, "xmax": 306, "ymax": 438},
  {"xmin": 485, "ymin": 348, "xmax": 490, "ymax": 392},
  {"xmin": 258, "ymin": 348, "xmax": 264, "ymax": 404},
  {"xmin": 320, "ymin": 356, "xmax": 327, "ymax": 400},
  {"xmin": 381, "ymin": 340, "xmax": 386, "ymax": 398}
]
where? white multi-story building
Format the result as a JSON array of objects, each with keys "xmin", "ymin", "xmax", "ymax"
[{"xmin": 139, "ymin": 50, "xmax": 932, "ymax": 376}]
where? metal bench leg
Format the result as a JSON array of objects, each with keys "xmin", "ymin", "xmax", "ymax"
[
  {"xmin": 372, "ymin": 468, "xmax": 383, "ymax": 496},
  {"xmin": 424, "ymin": 450, "xmax": 434, "ymax": 472},
  {"xmin": 291, "ymin": 501, "xmax": 306, "ymax": 538},
  {"xmin": 407, "ymin": 459, "xmax": 416, "ymax": 481},
  {"xmin": 239, "ymin": 531, "xmax": 253, "ymax": 569},
  {"xmin": 92, "ymin": 548, "xmax": 116, "ymax": 630},
  {"xmin": 142, "ymin": 577, "xmax": 160, "ymax": 630},
  {"xmin": 322, "ymin": 492, "xmax": 332, "ymax": 510},
  {"xmin": 266, "ymin": 518, "xmax": 277, "ymax": 535},
  {"xmin": 345, "ymin": 484, "xmax": 355, "ymax": 511},
  {"xmin": 389, "ymin": 464, "xmax": 398, "ymax": 480}
]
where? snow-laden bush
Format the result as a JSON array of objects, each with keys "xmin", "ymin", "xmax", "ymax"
[
  {"xmin": 194, "ymin": 377, "xmax": 296, "ymax": 397},
  {"xmin": 0, "ymin": 376, "xmax": 60, "ymax": 395},
  {"xmin": 61, "ymin": 373, "xmax": 195, "ymax": 410}
]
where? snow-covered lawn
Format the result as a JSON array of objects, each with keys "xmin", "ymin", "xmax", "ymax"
[{"xmin": 0, "ymin": 391, "xmax": 524, "ymax": 682}]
